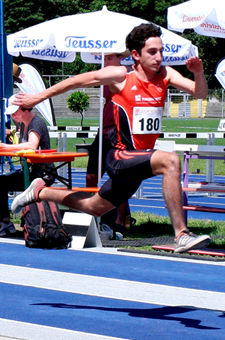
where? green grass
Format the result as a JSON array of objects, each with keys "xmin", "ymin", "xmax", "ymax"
[
  {"xmin": 56, "ymin": 117, "xmax": 99, "ymax": 127},
  {"xmin": 130, "ymin": 211, "xmax": 225, "ymax": 238},
  {"xmin": 116, "ymin": 211, "xmax": 225, "ymax": 253},
  {"xmin": 161, "ymin": 118, "xmax": 220, "ymax": 132},
  {"xmin": 55, "ymin": 116, "xmax": 221, "ymax": 131}
]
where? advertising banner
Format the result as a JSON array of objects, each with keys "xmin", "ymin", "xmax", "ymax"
[{"xmin": 15, "ymin": 63, "xmax": 55, "ymax": 126}]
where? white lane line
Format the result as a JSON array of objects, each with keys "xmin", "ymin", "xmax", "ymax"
[
  {"xmin": 1, "ymin": 238, "xmax": 225, "ymax": 266},
  {"xmin": 129, "ymin": 204, "xmax": 165, "ymax": 209},
  {"xmin": 0, "ymin": 238, "xmax": 24, "ymax": 245},
  {"xmin": 0, "ymin": 264, "xmax": 224, "ymax": 312},
  {"xmin": 0, "ymin": 319, "xmax": 127, "ymax": 340}
]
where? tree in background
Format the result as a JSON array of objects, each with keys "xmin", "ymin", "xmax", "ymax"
[{"xmin": 67, "ymin": 91, "xmax": 90, "ymax": 127}]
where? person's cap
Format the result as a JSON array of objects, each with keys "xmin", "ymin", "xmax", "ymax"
[
  {"xmin": 92, "ymin": 50, "xmax": 130, "ymax": 58},
  {"xmin": 4, "ymin": 95, "xmax": 20, "ymax": 115},
  {"xmin": 13, "ymin": 63, "xmax": 22, "ymax": 83}
]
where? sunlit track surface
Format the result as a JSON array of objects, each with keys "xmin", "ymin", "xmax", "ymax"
[
  {"xmin": 0, "ymin": 241, "xmax": 225, "ymax": 340},
  {"xmin": 3, "ymin": 168, "xmax": 225, "ymax": 340}
]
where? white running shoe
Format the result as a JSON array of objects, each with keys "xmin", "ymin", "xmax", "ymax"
[
  {"xmin": 174, "ymin": 229, "xmax": 211, "ymax": 253},
  {"xmin": 11, "ymin": 178, "xmax": 46, "ymax": 214}
]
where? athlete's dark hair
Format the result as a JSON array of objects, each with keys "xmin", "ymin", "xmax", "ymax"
[{"xmin": 126, "ymin": 23, "xmax": 162, "ymax": 56}]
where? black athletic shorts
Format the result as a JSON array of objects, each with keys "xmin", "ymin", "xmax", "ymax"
[
  {"xmin": 99, "ymin": 149, "xmax": 156, "ymax": 206},
  {"xmin": 86, "ymin": 132, "xmax": 112, "ymax": 176}
]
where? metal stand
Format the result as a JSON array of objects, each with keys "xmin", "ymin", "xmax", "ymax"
[{"xmin": 62, "ymin": 212, "xmax": 102, "ymax": 249}]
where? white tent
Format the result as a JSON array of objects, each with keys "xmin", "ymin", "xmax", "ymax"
[
  {"xmin": 215, "ymin": 59, "xmax": 225, "ymax": 90},
  {"xmin": 167, "ymin": 0, "xmax": 225, "ymax": 88},
  {"xmin": 167, "ymin": 0, "xmax": 225, "ymax": 38},
  {"xmin": 8, "ymin": 6, "xmax": 197, "ymax": 63}
]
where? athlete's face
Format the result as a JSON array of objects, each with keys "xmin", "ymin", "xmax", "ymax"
[
  {"xmin": 104, "ymin": 54, "xmax": 122, "ymax": 67},
  {"xmin": 136, "ymin": 36, "xmax": 163, "ymax": 73}
]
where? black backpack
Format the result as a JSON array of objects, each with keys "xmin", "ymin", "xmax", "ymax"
[{"xmin": 21, "ymin": 201, "xmax": 72, "ymax": 249}]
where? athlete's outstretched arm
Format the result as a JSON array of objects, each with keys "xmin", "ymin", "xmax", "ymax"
[
  {"xmin": 13, "ymin": 66, "xmax": 127, "ymax": 109},
  {"xmin": 166, "ymin": 57, "xmax": 208, "ymax": 99}
]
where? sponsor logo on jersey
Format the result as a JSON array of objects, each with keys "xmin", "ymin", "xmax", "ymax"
[
  {"xmin": 135, "ymin": 94, "xmax": 162, "ymax": 102},
  {"xmin": 131, "ymin": 85, "xmax": 138, "ymax": 90},
  {"xmin": 135, "ymin": 95, "xmax": 141, "ymax": 101}
]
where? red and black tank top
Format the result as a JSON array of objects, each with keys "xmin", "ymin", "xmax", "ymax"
[{"xmin": 111, "ymin": 70, "xmax": 168, "ymax": 150}]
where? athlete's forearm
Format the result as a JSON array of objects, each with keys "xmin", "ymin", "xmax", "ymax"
[
  {"xmin": 14, "ymin": 66, "xmax": 127, "ymax": 108},
  {"xmin": 193, "ymin": 71, "xmax": 208, "ymax": 99}
]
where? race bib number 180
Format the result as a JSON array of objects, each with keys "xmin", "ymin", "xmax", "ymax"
[{"xmin": 132, "ymin": 107, "xmax": 162, "ymax": 134}]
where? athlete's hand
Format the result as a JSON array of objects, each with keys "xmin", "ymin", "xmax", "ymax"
[
  {"xmin": 185, "ymin": 57, "xmax": 204, "ymax": 75},
  {"xmin": 12, "ymin": 93, "xmax": 39, "ymax": 108}
]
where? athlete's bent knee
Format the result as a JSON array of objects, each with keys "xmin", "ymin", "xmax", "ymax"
[{"xmin": 167, "ymin": 152, "xmax": 181, "ymax": 172}]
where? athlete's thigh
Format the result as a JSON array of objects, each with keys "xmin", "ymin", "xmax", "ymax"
[
  {"xmin": 106, "ymin": 149, "xmax": 156, "ymax": 182},
  {"xmin": 99, "ymin": 177, "xmax": 141, "ymax": 207}
]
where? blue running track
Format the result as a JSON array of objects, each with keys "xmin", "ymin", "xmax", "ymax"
[
  {"xmin": 2, "ymin": 168, "xmax": 225, "ymax": 339},
  {"xmin": 0, "ymin": 238, "xmax": 225, "ymax": 340}
]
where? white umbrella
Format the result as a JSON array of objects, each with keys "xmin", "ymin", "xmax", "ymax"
[
  {"xmin": 7, "ymin": 5, "xmax": 198, "ymax": 187},
  {"xmin": 8, "ymin": 6, "xmax": 146, "ymax": 56},
  {"xmin": 81, "ymin": 44, "xmax": 198, "ymax": 68},
  {"xmin": 81, "ymin": 52, "xmax": 134, "ymax": 66},
  {"xmin": 7, "ymin": 6, "xmax": 197, "ymax": 65},
  {"xmin": 167, "ymin": 0, "xmax": 225, "ymax": 38},
  {"xmin": 21, "ymin": 48, "xmax": 76, "ymax": 63},
  {"xmin": 215, "ymin": 59, "xmax": 225, "ymax": 90}
]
